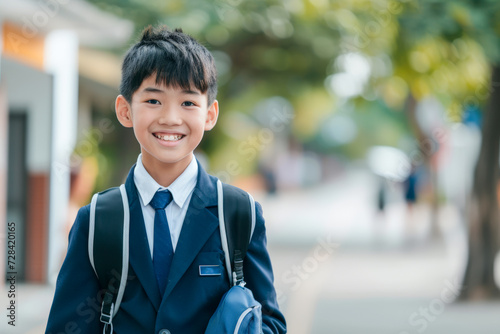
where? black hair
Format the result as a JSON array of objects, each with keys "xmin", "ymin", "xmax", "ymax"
[{"xmin": 120, "ymin": 25, "xmax": 218, "ymax": 105}]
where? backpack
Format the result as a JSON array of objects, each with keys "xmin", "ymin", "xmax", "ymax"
[
  {"xmin": 88, "ymin": 180, "xmax": 262, "ymax": 334},
  {"xmin": 204, "ymin": 181, "xmax": 263, "ymax": 334}
]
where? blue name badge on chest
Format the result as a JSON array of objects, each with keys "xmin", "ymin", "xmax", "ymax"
[{"xmin": 199, "ymin": 265, "xmax": 222, "ymax": 277}]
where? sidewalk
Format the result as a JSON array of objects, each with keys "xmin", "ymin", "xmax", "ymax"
[
  {"xmin": 258, "ymin": 168, "xmax": 499, "ymax": 333},
  {"xmin": 269, "ymin": 243, "xmax": 500, "ymax": 334},
  {"xmin": 1, "ymin": 283, "xmax": 53, "ymax": 334}
]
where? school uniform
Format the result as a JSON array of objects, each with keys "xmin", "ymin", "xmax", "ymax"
[{"xmin": 46, "ymin": 155, "xmax": 286, "ymax": 334}]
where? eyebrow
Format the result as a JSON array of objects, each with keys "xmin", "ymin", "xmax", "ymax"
[
  {"xmin": 142, "ymin": 87, "xmax": 201, "ymax": 95},
  {"xmin": 143, "ymin": 87, "xmax": 164, "ymax": 93},
  {"xmin": 182, "ymin": 89, "xmax": 201, "ymax": 96}
]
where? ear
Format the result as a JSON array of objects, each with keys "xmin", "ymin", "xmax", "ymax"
[
  {"xmin": 204, "ymin": 99, "xmax": 219, "ymax": 131},
  {"xmin": 115, "ymin": 95, "xmax": 133, "ymax": 128}
]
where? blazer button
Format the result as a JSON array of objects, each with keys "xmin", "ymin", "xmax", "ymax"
[{"xmin": 159, "ymin": 330, "xmax": 171, "ymax": 334}]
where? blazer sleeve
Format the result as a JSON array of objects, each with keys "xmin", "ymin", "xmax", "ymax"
[
  {"xmin": 46, "ymin": 205, "xmax": 101, "ymax": 334},
  {"xmin": 243, "ymin": 201, "xmax": 287, "ymax": 334}
]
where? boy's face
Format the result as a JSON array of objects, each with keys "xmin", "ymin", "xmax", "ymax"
[{"xmin": 115, "ymin": 75, "xmax": 218, "ymax": 172}]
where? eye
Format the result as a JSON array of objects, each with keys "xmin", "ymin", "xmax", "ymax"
[
  {"xmin": 182, "ymin": 101, "xmax": 196, "ymax": 107},
  {"xmin": 146, "ymin": 99, "xmax": 161, "ymax": 105}
]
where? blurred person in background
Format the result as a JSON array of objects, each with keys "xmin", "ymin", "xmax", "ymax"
[{"xmin": 404, "ymin": 166, "xmax": 419, "ymax": 212}]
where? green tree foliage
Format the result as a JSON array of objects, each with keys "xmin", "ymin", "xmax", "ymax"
[
  {"xmin": 86, "ymin": 0, "xmax": 498, "ymax": 192},
  {"xmin": 86, "ymin": 0, "xmax": 412, "ymax": 174}
]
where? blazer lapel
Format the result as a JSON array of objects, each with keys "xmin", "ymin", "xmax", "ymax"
[
  {"xmin": 125, "ymin": 166, "xmax": 162, "ymax": 311},
  {"xmin": 162, "ymin": 161, "xmax": 219, "ymax": 300}
]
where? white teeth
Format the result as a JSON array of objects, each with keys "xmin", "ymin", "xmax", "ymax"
[{"xmin": 155, "ymin": 134, "xmax": 183, "ymax": 141}]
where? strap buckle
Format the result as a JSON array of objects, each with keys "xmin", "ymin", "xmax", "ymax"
[
  {"xmin": 100, "ymin": 291, "xmax": 115, "ymax": 334},
  {"xmin": 233, "ymin": 271, "xmax": 246, "ymax": 287}
]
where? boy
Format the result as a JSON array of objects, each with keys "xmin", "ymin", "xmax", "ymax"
[{"xmin": 46, "ymin": 26, "xmax": 286, "ymax": 333}]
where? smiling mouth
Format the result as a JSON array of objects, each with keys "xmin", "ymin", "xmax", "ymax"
[{"xmin": 153, "ymin": 133, "xmax": 185, "ymax": 142}]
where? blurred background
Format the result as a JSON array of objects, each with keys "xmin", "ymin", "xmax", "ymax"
[{"xmin": 1, "ymin": 0, "xmax": 500, "ymax": 333}]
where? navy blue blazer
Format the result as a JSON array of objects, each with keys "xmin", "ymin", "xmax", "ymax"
[{"xmin": 46, "ymin": 162, "xmax": 286, "ymax": 333}]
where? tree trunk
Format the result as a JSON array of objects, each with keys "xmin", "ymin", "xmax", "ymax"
[{"xmin": 459, "ymin": 64, "xmax": 500, "ymax": 300}]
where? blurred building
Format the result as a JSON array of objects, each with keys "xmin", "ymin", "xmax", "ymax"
[{"xmin": 0, "ymin": 0, "xmax": 133, "ymax": 284}]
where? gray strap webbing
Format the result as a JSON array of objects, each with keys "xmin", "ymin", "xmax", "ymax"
[
  {"xmin": 217, "ymin": 179, "xmax": 256, "ymax": 286},
  {"xmin": 89, "ymin": 184, "xmax": 129, "ymax": 332}
]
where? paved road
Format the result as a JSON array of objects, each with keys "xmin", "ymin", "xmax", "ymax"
[
  {"xmin": 259, "ymin": 168, "xmax": 500, "ymax": 333},
  {"xmin": 269, "ymin": 243, "xmax": 500, "ymax": 334},
  {"xmin": 1, "ymin": 283, "xmax": 53, "ymax": 334}
]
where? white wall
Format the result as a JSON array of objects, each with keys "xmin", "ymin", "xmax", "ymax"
[{"xmin": 1, "ymin": 57, "xmax": 53, "ymax": 173}]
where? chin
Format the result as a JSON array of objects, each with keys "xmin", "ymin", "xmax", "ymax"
[{"xmin": 156, "ymin": 153, "xmax": 192, "ymax": 165}]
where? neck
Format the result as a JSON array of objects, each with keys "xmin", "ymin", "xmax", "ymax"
[{"xmin": 141, "ymin": 153, "xmax": 193, "ymax": 187}]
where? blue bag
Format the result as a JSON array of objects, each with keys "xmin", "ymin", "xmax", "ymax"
[
  {"xmin": 205, "ymin": 285, "xmax": 262, "ymax": 334},
  {"xmin": 204, "ymin": 180, "xmax": 263, "ymax": 334}
]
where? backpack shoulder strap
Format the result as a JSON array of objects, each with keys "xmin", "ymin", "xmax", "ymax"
[
  {"xmin": 216, "ymin": 179, "xmax": 256, "ymax": 286},
  {"xmin": 88, "ymin": 184, "xmax": 130, "ymax": 334}
]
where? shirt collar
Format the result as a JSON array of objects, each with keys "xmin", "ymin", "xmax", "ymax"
[{"xmin": 133, "ymin": 154, "xmax": 198, "ymax": 209}]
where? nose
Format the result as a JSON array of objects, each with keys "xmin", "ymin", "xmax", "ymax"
[{"xmin": 158, "ymin": 104, "xmax": 182, "ymax": 126}]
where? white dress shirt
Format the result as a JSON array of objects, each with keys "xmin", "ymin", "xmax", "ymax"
[{"xmin": 133, "ymin": 154, "xmax": 198, "ymax": 257}]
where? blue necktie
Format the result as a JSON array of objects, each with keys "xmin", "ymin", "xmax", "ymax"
[{"xmin": 150, "ymin": 190, "xmax": 174, "ymax": 296}]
